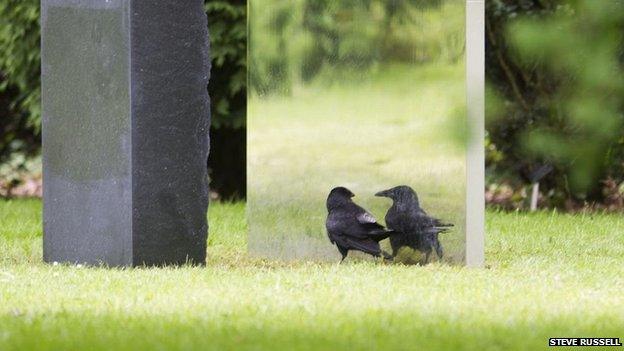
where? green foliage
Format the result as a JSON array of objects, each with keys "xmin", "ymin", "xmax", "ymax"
[
  {"xmin": 510, "ymin": 1, "xmax": 624, "ymax": 192},
  {"xmin": 248, "ymin": 0, "xmax": 296, "ymax": 95},
  {"xmin": 249, "ymin": 0, "xmax": 465, "ymax": 95},
  {"xmin": 486, "ymin": 0, "xmax": 624, "ymax": 207},
  {"xmin": 0, "ymin": 0, "xmax": 40, "ymax": 163},
  {"xmin": 205, "ymin": 0, "xmax": 247, "ymax": 128},
  {"xmin": 0, "ymin": 0, "xmax": 247, "ymax": 162}
]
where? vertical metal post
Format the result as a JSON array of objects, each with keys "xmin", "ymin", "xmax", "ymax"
[{"xmin": 466, "ymin": 0, "xmax": 485, "ymax": 267}]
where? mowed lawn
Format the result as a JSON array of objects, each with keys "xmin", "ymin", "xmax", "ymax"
[{"xmin": 0, "ymin": 200, "xmax": 623, "ymax": 350}]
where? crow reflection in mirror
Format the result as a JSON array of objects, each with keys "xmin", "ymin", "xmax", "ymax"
[{"xmin": 376, "ymin": 185, "xmax": 452, "ymax": 263}]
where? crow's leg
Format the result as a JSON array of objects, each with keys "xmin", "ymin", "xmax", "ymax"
[
  {"xmin": 424, "ymin": 250, "xmax": 431, "ymax": 264},
  {"xmin": 434, "ymin": 239, "xmax": 444, "ymax": 260},
  {"xmin": 389, "ymin": 241, "xmax": 399, "ymax": 259},
  {"xmin": 338, "ymin": 246, "xmax": 348, "ymax": 264},
  {"xmin": 381, "ymin": 250, "xmax": 394, "ymax": 262},
  {"xmin": 390, "ymin": 246, "xmax": 398, "ymax": 259}
]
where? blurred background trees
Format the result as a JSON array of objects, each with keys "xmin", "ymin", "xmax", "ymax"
[
  {"xmin": 249, "ymin": 0, "xmax": 464, "ymax": 95},
  {"xmin": 486, "ymin": 0, "xmax": 624, "ymax": 210},
  {"xmin": 1, "ymin": 0, "xmax": 624, "ymax": 210}
]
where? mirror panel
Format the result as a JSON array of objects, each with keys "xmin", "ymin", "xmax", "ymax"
[{"xmin": 248, "ymin": 0, "xmax": 467, "ymax": 263}]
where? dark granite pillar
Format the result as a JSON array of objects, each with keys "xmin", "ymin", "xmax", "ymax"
[{"xmin": 41, "ymin": 0, "xmax": 210, "ymax": 266}]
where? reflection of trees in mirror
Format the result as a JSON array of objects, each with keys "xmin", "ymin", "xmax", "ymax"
[
  {"xmin": 486, "ymin": 0, "xmax": 624, "ymax": 210},
  {"xmin": 250, "ymin": 0, "xmax": 465, "ymax": 96}
]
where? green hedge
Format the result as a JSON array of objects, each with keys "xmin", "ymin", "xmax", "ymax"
[
  {"xmin": 0, "ymin": 0, "xmax": 40, "ymax": 163},
  {"xmin": 0, "ymin": 0, "xmax": 246, "ymax": 161}
]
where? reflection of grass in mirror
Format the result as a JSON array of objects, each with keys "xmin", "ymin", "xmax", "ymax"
[{"xmin": 248, "ymin": 63, "xmax": 466, "ymax": 262}]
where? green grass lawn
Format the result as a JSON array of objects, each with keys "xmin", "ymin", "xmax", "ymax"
[{"xmin": 0, "ymin": 200, "xmax": 623, "ymax": 350}]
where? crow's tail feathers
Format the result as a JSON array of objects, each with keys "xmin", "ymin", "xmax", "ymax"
[
  {"xmin": 435, "ymin": 226, "xmax": 452, "ymax": 234},
  {"xmin": 432, "ymin": 219, "xmax": 453, "ymax": 234},
  {"xmin": 423, "ymin": 227, "xmax": 450, "ymax": 236},
  {"xmin": 365, "ymin": 228, "xmax": 394, "ymax": 242},
  {"xmin": 435, "ymin": 220, "xmax": 454, "ymax": 228}
]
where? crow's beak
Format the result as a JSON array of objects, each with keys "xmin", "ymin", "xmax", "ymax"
[{"xmin": 375, "ymin": 190, "xmax": 390, "ymax": 197}]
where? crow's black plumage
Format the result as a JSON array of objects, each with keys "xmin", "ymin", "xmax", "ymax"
[
  {"xmin": 326, "ymin": 187, "xmax": 393, "ymax": 263},
  {"xmin": 375, "ymin": 185, "xmax": 452, "ymax": 263}
]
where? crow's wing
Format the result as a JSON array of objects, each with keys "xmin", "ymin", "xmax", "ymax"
[
  {"xmin": 385, "ymin": 209, "xmax": 421, "ymax": 251},
  {"xmin": 326, "ymin": 211, "xmax": 343, "ymax": 244},
  {"xmin": 327, "ymin": 205, "xmax": 390, "ymax": 251},
  {"xmin": 385, "ymin": 204, "xmax": 452, "ymax": 255},
  {"xmin": 349, "ymin": 203, "xmax": 392, "ymax": 241},
  {"xmin": 417, "ymin": 214, "xmax": 452, "ymax": 233},
  {"xmin": 387, "ymin": 207, "xmax": 439, "ymax": 240},
  {"xmin": 416, "ymin": 209, "xmax": 453, "ymax": 228},
  {"xmin": 327, "ymin": 211, "xmax": 382, "ymax": 254},
  {"xmin": 356, "ymin": 211, "xmax": 377, "ymax": 224},
  {"xmin": 336, "ymin": 236, "xmax": 381, "ymax": 256},
  {"xmin": 385, "ymin": 208, "xmax": 414, "ymax": 233}
]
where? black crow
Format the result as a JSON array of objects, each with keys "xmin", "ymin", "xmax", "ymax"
[
  {"xmin": 375, "ymin": 185, "xmax": 452, "ymax": 263},
  {"xmin": 326, "ymin": 187, "xmax": 393, "ymax": 263}
]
